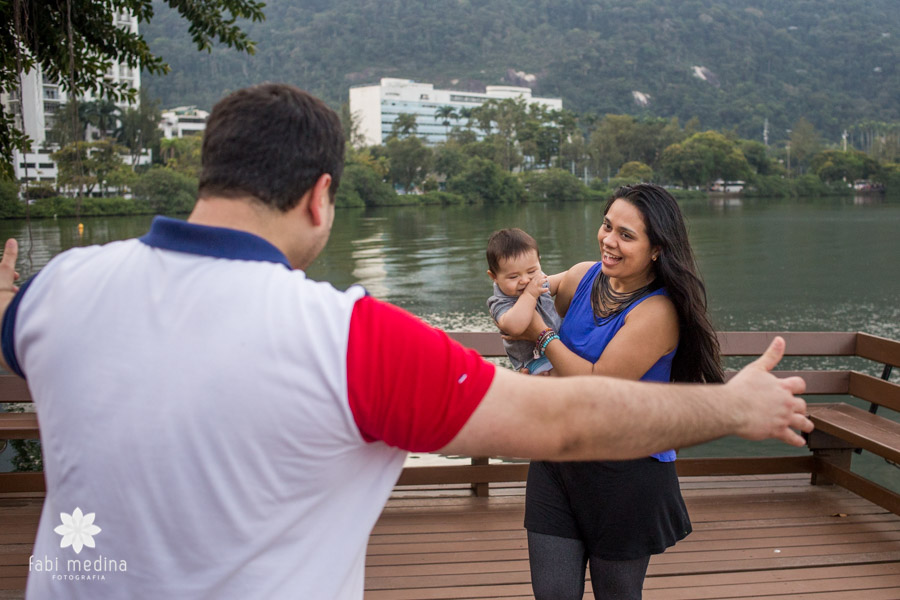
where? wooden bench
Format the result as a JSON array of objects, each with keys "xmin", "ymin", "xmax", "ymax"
[
  {"xmin": 398, "ymin": 331, "xmax": 900, "ymax": 513},
  {"xmin": 3, "ymin": 332, "xmax": 900, "ymax": 514}
]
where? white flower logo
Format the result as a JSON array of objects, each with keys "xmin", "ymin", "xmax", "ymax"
[{"xmin": 53, "ymin": 508, "xmax": 101, "ymax": 554}]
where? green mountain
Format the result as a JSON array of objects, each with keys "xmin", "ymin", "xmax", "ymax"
[{"xmin": 142, "ymin": 0, "xmax": 899, "ymax": 143}]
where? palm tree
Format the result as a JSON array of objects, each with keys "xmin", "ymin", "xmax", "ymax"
[
  {"xmin": 391, "ymin": 113, "xmax": 418, "ymax": 138},
  {"xmin": 434, "ymin": 105, "xmax": 457, "ymax": 137},
  {"xmin": 81, "ymin": 100, "xmax": 122, "ymax": 140},
  {"xmin": 457, "ymin": 107, "xmax": 474, "ymax": 131}
]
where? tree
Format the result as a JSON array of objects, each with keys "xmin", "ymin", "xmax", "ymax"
[
  {"xmin": 132, "ymin": 166, "xmax": 197, "ymax": 214},
  {"xmin": 340, "ymin": 102, "xmax": 366, "ymax": 148},
  {"xmin": 339, "ymin": 163, "xmax": 396, "ymax": 207},
  {"xmin": 2, "ymin": 0, "xmax": 265, "ymax": 179},
  {"xmin": 385, "ymin": 135, "xmax": 432, "ymax": 192},
  {"xmin": 616, "ymin": 161, "xmax": 654, "ymax": 183},
  {"xmin": 160, "ymin": 136, "xmax": 203, "ymax": 179},
  {"xmin": 52, "ymin": 139, "xmax": 129, "ymax": 197},
  {"xmin": 811, "ymin": 150, "xmax": 878, "ymax": 183},
  {"xmin": 81, "ymin": 100, "xmax": 122, "ymax": 140},
  {"xmin": 788, "ymin": 118, "xmax": 822, "ymax": 174},
  {"xmin": 521, "ymin": 169, "xmax": 589, "ymax": 202},
  {"xmin": 117, "ymin": 90, "xmax": 163, "ymax": 166},
  {"xmin": 660, "ymin": 131, "xmax": 750, "ymax": 188},
  {"xmin": 446, "ymin": 157, "xmax": 524, "ymax": 204},
  {"xmin": 434, "ymin": 105, "xmax": 457, "ymax": 136},
  {"xmin": 45, "ymin": 102, "xmax": 88, "ymax": 147},
  {"xmin": 391, "ymin": 113, "xmax": 418, "ymax": 138}
]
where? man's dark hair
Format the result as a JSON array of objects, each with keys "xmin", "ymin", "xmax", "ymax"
[
  {"xmin": 199, "ymin": 83, "xmax": 344, "ymax": 211},
  {"xmin": 486, "ymin": 228, "xmax": 540, "ymax": 274}
]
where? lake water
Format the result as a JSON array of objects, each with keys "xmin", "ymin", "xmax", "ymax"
[{"xmin": 1, "ymin": 195, "xmax": 898, "ymax": 489}]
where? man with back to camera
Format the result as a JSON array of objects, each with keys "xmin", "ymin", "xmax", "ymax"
[{"xmin": 0, "ymin": 83, "xmax": 811, "ymax": 599}]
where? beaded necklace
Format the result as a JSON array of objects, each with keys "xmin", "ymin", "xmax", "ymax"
[{"xmin": 590, "ymin": 270, "xmax": 658, "ymax": 321}]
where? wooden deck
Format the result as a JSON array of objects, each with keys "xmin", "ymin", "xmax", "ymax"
[
  {"xmin": 2, "ymin": 473, "xmax": 899, "ymax": 599},
  {"xmin": 368, "ymin": 474, "xmax": 900, "ymax": 600}
]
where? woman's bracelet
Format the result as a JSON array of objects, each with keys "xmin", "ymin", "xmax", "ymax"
[
  {"xmin": 536, "ymin": 328, "xmax": 559, "ymax": 356},
  {"xmin": 539, "ymin": 333, "xmax": 560, "ymax": 356},
  {"xmin": 536, "ymin": 328, "xmax": 554, "ymax": 348}
]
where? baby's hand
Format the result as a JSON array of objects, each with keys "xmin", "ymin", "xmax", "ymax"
[{"xmin": 524, "ymin": 273, "xmax": 549, "ymax": 299}]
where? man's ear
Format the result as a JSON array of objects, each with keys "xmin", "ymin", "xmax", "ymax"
[
  {"xmin": 487, "ymin": 269, "xmax": 497, "ymax": 282},
  {"xmin": 307, "ymin": 173, "xmax": 333, "ymax": 227}
]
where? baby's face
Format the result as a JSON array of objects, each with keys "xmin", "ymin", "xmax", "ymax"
[{"xmin": 490, "ymin": 250, "xmax": 542, "ymax": 297}]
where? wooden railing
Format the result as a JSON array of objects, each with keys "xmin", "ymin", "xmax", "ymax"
[{"xmin": 2, "ymin": 332, "xmax": 900, "ymax": 513}]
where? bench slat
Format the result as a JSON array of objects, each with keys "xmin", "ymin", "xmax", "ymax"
[
  {"xmin": 0, "ymin": 413, "xmax": 39, "ymax": 439},
  {"xmin": 0, "ymin": 377, "xmax": 30, "ymax": 404},
  {"xmin": 808, "ymin": 403, "xmax": 900, "ymax": 465},
  {"xmin": 723, "ymin": 370, "xmax": 850, "ymax": 395},
  {"xmin": 717, "ymin": 332, "xmax": 857, "ymax": 356},
  {"xmin": 856, "ymin": 333, "xmax": 900, "ymax": 368},
  {"xmin": 849, "ymin": 372, "xmax": 900, "ymax": 413}
]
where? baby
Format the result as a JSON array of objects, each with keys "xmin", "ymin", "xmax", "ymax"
[{"xmin": 486, "ymin": 228, "xmax": 563, "ymax": 375}]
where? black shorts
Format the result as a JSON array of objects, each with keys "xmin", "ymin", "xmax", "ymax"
[{"xmin": 524, "ymin": 457, "xmax": 691, "ymax": 560}]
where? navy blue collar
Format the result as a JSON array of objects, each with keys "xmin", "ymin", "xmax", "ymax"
[{"xmin": 139, "ymin": 216, "xmax": 292, "ymax": 269}]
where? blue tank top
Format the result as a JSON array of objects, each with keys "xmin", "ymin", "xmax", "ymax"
[{"xmin": 558, "ymin": 261, "xmax": 677, "ymax": 462}]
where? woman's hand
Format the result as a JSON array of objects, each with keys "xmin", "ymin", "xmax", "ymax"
[{"xmin": 501, "ymin": 310, "xmax": 549, "ymax": 342}]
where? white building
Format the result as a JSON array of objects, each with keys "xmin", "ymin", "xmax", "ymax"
[
  {"xmin": 349, "ymin": 78, "xmax": 563, "ymax": 147},
  {"xmin": 1, "ymin": 10, "xmax": 141, "ymax": 184},
  {"xmin": 159, "ymin": 106, "xmax": 209, "ymax": 139}
]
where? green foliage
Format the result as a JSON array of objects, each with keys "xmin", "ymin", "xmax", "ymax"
[
  {"xmin": 791, "ymin": 174, "xmax": 850, "ymax": 198},
  {"xmin": 874, "ymin": 163, "xmax": 900, "ymax": 194},
  {"xmin": 10, "ymin": 439, "xmax": 42, "ymax": 472},
  {"xmin": 2, "ymin": 0, "xmax": 264, "ymax": 178},
  {"xmin": 660, "ymin": 131, "xmax": 751, "ymax": 188},
  {"xmin": 521, "ymin": 169, "xmax": 590, "ymax": 202},
  {"xmin": 615, "ymin": 161, "xmax": 654, "ymax": 183},
  {"xmin": 418, "ymin": 191, "xmax": 466, "ymax": 205},
  {"xmin": 118, "ymin": 89, "xmax": 164, "ymax": 166},
  {"xmin": 52, "ymin": 140, "xmax": 131, "ymax": 197},
  {"xmin": 131, "ymin": 167, "xmax": 198, "ymax": 214},
  {"xmin": 744, "ymin": 175, "xmax": 791, "ymax": 198},
  {"xmin": 160, "ymin": 136, "xmax": 203, "ymax": 179},
  {"xmin": 391, "ymin": 114, "xmax": 419, "ymax": 138},
  {"xmin": 385, "ymin": 136, "xmax": 432, "ymax": 192},
  {"xmin": 447, "ymin": 157, "xmax": 525, "ymax": 204},
  {"xmin": 339, "ymin": 163, "xmax": 395, "ymax": 207},
  {"xmin": 811, "ymin": 150, "xmax": 879, "ymax": 183},
  {"xmin": 0, "ymin": 180, "xmax": 23, "ymax": 218}
]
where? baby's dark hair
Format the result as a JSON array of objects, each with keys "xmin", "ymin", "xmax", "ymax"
[{"xmin": 486, "ymin": 228, "xmax": 540, "ymax": 273}]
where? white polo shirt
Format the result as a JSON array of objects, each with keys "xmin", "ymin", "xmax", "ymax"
[{"xmin": 3, "ymin": 217, "xmax": 494, "ymax": 599}]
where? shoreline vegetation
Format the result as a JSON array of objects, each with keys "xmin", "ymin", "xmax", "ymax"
[
  {"xmin": 6, "ymin": 105, "xmax": 898, "ymax": 219},
  {"xmin": 0, "ymin": 182, "xmax": 888, "ymax": 221}
]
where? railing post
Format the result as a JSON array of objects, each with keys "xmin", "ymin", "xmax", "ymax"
[
  {"xmin": 471, "ymin": 457, "xmax": 489, "ymax": 497},
  {"xmin": 807, "ymin": 430, "xmax": 855, "ymax": 486}
]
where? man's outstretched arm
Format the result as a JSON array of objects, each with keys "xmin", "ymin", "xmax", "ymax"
[
  {"xmin": 0, "ymin": 238, "xmax": 19, "ymax": 373},
  {"xmin": 441, "ymin": 336, "xmax": 812, "ymax": 461}
]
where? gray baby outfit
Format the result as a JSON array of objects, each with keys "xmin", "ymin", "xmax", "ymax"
[{"xmin": 487, "ymin": 281, "xmax": 562, "ymax": 374}]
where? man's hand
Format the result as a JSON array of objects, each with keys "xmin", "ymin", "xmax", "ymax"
[
  {"xmin": 0, "ymin": 238, "xmax": 19, "ymax": 295},
  {"xmin": 727, "ymin": 336, "xmax": 812, "ymax": 446},
  {"xmin": 0, "ymin": 238, "xmax": 20, "ymax": 373}
]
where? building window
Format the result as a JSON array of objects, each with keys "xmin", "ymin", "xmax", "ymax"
[
  {"xmin": 39, "ymin": 163, "xmax": 55, "ymax": 169},
  {"xmin": 420, "ymin": 94, "xmax": 429, "ymax": 100},
  {"xmin": 450, "ymin": 94, "xmax": 484, "ymax": 103}
]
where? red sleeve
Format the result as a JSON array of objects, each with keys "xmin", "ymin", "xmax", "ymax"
[{"xmin": 346, "ymin": 296, "xmax": 496, "ymax": 452}]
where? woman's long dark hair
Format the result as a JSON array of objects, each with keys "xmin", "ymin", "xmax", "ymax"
[{"xmin": 603, "ymin": 184, "xmax": 724, "ymax": 384}]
